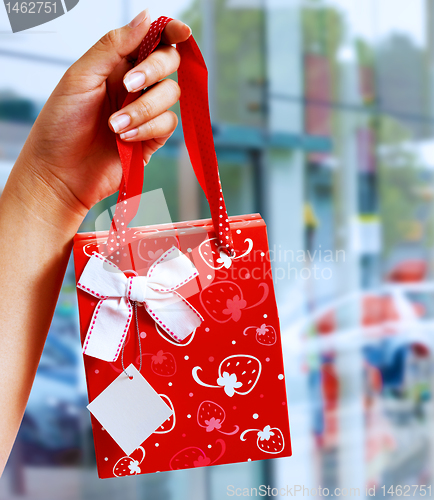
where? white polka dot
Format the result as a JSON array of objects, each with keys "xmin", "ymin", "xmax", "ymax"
[
  {"xmin": 184, "ymin": 355, "xmax": 189, "ymax": 360},
  {"xmin": 208, "ymin": 444, "xmax": 212, "ymax": 448},
  {"xmin": 207, "ymin": 275, "xmax": 212, "ymax": 280},
  {"xmin": 261, "ymin": 252, "xmax": 265, "ymax": 257},
  {"xmin": 263, "ymin": 314, "xmax": 268, "ymax": 319},
  {"xmin": 278, "ymin": 374, "xmax": 284, "ymax": 380},
  {"xmin": 187, "ymin": 248, "xmax": 192, "ymax": 252},
  {"xmin": 236, "ymin": 230, "xmax": 241, "ymax": 234},
  {"xmin": 247, "ymin": 458, "xmax": 252, "ymax": 462},
  {"xmin": 232, "ymin": 340, "xmax": 236, "ymax": 345},
  {"xmin": 187, "ymin": 414, "xmax": 191, "ymax": 418},
  {"xmin": 104, "ymin": 457, "xmax": 108, "ymax": 461},
  {"xmin": 168, "ymin": 382, "xmax": 172, "ymax": 386},
  {"xmin": 155, "ymin": 443, "xmax": 159, "ymax": 447},
  {"xmin": 253, "ymin": 413, "xmax": 259, "ymax": 419}
]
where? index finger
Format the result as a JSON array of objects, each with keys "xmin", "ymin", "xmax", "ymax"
[{"xmin": 126, "ymin": 19, "xmax": 191, "ymax": 66}]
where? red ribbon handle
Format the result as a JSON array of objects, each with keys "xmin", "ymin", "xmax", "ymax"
[{"xmin": 108, "ymin": 16, "xmax": 234, "ymax": 256}]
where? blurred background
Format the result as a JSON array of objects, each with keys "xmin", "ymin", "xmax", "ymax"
[{"xmin": 2, "ymin": 0, "xmax": 434, "ymax": 498}]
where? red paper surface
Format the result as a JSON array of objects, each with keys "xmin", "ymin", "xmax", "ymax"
[{"xmin": 73, "ymin": 213, "xmax": 292, "ymax": 478}]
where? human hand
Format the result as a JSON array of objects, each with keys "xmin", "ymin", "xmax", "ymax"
[{"xmin": 16, "ymin": 10, "xmax": 190, "ymax": 219}]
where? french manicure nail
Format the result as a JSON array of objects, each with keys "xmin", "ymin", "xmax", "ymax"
[
  {"xmin": 110, "ymin": 114, "xmax": 131, "ymax": 133},
  {"xmin": 129, "ymin": 8, "xmax": 149, "ymax": 29},
  {"xmin": 124, "ymin": 72, "xmax": 146, "ymax": 92},
  {"xmin": 120, "ymin": 129, "xmax": 139, "ymax": 140}
]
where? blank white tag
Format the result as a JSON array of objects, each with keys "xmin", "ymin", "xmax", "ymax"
[{"xmin": 87, "ymin": 364, "xmax": 173, "ymax": 456}]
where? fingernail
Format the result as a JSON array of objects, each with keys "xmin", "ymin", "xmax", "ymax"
[
  {"xmin": 185, "ymin": 24, "xmax": 192, "ymax": 36},
  {"xmin": 110, "ymin": 114, "xmax": 131, "ymax": 133},
  {"xmin": 129, "ymin": 8, "xmax": 149, "ymax": 29},
  {"xmin": 124, "ymin": 72, "xmax": 146, "ymax": 92},
  {"xmin": 120, "ymin": 129, "xmax": 139, "ymax": 140}
]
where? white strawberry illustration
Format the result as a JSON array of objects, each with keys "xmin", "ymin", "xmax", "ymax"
[
  {"xmin": 197, "ymin": 400, "xmax": 239, "ymax": 435},
  {"xmin": 83, "ymin": 241, "xmax": 101, "ymax": 258},
  {"xmin": 113, "ymin": 446, "xmax": 146, "ymax": 477},
  {"xmin": 192, "ymin": 355, "xmax": 261, "ymax": 397},
  {"xmin": 198, "ymin": 237, "xmax": 254, "ymax": 270},
  {"xmin": 240, "ymin": 425, "xmax": 285, "ymax": 454},
  {"xmin": 243, "ymin": 324, "xmax": 277, "ymax": 346}
]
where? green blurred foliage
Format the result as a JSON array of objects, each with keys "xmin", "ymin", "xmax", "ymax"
[
  {"xmin": 301, "ymin": 0, "xmax": 343, "ymax": 58},
  {"xmin": 182, "ymin": 0, "xmax": 265, "ymax": 126},
  {"xmin": 377, "ymin": 117, "xmax": 427, "ymax": 255}
]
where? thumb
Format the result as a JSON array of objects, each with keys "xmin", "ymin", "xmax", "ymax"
[{"xmin": 65, "ymin": 9, "xmax": 151, "ymax": 91}]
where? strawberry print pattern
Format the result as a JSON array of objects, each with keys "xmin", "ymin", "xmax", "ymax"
[
  {"xmin": 137, "ymin": 236, "xmax": 179, "ymax": 267},
  {"xmin": 113, "ymin": 447, "xmax": 146, "ymax": 477},
  {"xmin": 198, "ymin": 237, "xmax": 254, "ymax": 270},
  {"xmin": 200, "ymin": 281, "xmax": 269, "ymax": 323},
  {"xmin": 243, "ymin": 324, "xmax": 277, "ymax": 346},
  {"xmin": 138, "ymin": 350, "xmax": 177, "ymax": 377},
  {"xmin": 192, "ymin": 355, "xmax": 262, "ymax": 397},
  {"xmin": 197, "ymin": 401, "xmax": 239, "ymax": 435},
  {"xmin": 169, "ymin": 439, "xmax": 226, "ymax": 470},
  {"xmin": 240, "ymin": 425, "xmax": 285, "ymax": 455}
]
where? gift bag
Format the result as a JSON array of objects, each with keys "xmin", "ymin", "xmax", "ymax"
[{"xmin": 73, "ymin": 16, "xmax": 291, "ymax": 479}]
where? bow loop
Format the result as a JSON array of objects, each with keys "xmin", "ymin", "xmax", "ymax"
[
  {"xmin": 77, "ymin": 247, "xmax": 203, "ymax": 362},
  {"xmin": 147, "ymin": 247, "xmax": 199, "ymax": 292},
  {"xmin": 77, "ymin": 253, "xmax": 126, "ymax": 300}
]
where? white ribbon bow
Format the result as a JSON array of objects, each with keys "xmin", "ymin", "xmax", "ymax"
[{"xmin": 77, "ymin": 247, "xmax": 203, "ymax": 362}]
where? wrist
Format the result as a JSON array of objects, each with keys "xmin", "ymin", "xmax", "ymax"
[{"xmin": 5, "ymin": 148, "xmax": 87, "ymax": 237}]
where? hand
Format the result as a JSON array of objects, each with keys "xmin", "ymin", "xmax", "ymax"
[{"xmin": 17, "ymin": 10, "xmax": 190, "ymax": 218}]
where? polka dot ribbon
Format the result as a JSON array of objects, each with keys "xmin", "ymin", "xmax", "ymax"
[{"xmin": 108, "ymin": 16, "xmax": 235, "ymax": 257}]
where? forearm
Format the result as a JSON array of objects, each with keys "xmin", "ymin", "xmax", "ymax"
[{"xmin": 0, "ymin": 153, "xmax": 85, "ymax": 473}]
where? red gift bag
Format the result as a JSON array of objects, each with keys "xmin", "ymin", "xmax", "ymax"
[{"xmin": 73, "ymin": 17, "xmax": 291, "ymax": 479}]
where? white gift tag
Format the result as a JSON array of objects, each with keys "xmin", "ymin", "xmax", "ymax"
[{"xmin": 87, "ymin": 364, "xmax": 173, "ymax": 456}]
